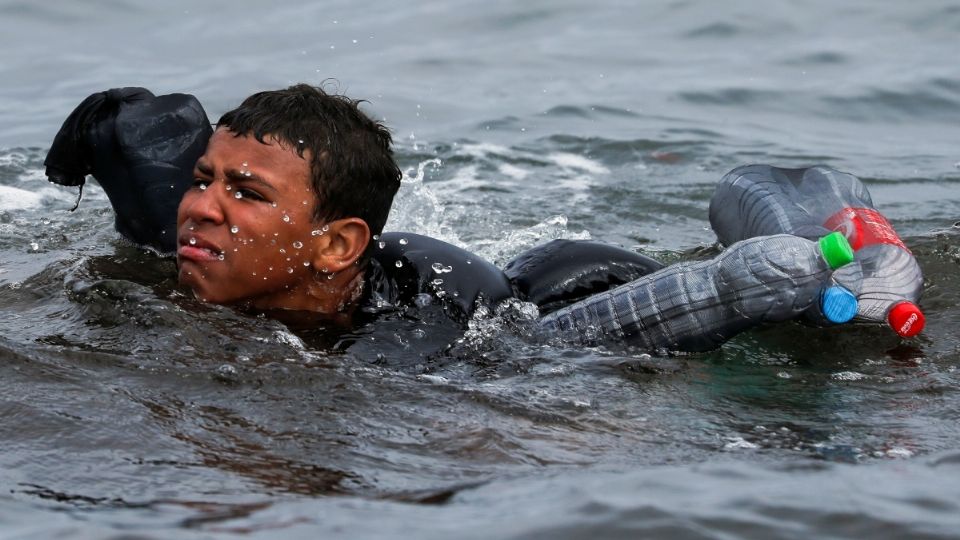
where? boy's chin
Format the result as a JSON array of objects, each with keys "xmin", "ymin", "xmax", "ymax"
[{"xmin": 178, "ymin": 273, "xmax": 220, "ymax": 304}]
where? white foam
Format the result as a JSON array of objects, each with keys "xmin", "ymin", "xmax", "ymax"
[
  {"xmin": 427, "ymin": 164, "xmax": 488, "ymax": 191},
  {"xmin": 274, "ymin": 330, "xmax": 305, "ymax": 350},
  {"xmin": 417, "ymin": 374, "xmax": 450, "ymax": 385},
  {"xmin": 547, "ymin": 152, "xmax": 610, "ymax": 174},
  {"xmin": 460, "ymin": 142, "xmax": 510, "ymax": 158},
  {"xmin": 832, "ymin": 371, "xmax": 867, "ymax": 381},
  {"xmin": 554, "ymin": 175, "xmax": 595, "ymax": 192},
  {"xmin": 885, "ymin": 446, "xmax": 914, "ymax": 459},
  {"xmin": 401, "ymin": 158, "xmax": 441, "ymax": 184},
  {"xmin": 723, "ymin": 437, "xmax": 759, "ymax": 451},
  {"xmin": 0, "ymin": 185, "xmax": 44, "ymax": 210},
  {"xmin": 0, "ymin": 152, "xmax": 27, "ymax": 168},
  {"xmin": 498, "ymin": 163, "xmax": 529, "ymax": 180},
  {"xmin": 386, "ymin": 163, "xmax": 464, "ymax": 247}
]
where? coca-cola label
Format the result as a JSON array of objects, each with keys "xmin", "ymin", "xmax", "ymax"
[
  {"xmin": 822, "ymin": 207, "xmax": 909, "ymax": 252},
  {"xmin": 899, "ymin": 312, "xmax": 920, "ymax": 335}
]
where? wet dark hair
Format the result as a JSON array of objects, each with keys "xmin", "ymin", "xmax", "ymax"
[{"xmin": 217, "ymin": 83, "xmax": 401, "ymax": 240}]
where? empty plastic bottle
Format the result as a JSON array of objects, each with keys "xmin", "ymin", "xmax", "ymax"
[
  {"xmin": 538, "ymin": 233, "xmax": 856, "ymax": 353},
  {"xmin": 709, "ymin": 164, "xmax": 924, "ymax": 337}
]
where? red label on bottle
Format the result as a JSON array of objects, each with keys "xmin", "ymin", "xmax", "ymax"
[{"xmin": 822, "ymin": 207, "xmax": 909, "ymax": 252}]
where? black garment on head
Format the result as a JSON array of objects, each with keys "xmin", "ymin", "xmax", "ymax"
[{"xmin": 45, "ymin": 87, "xmax": 213, "ymax": 254}]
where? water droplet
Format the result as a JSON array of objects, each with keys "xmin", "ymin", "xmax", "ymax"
[
  {"xmin": 279, "ymin": 248, "xmax": 287, "ymax": 254},
  {"xmin": 293, "ymin": 241, "xmax": 303, "ymax": 249},
  {"xmin": 327, "ymin": 273, "xmax": 335, "ymax": 280},
  {"xmin": 395, "ymin": 260, "xmax": 403, "ymax": 268},
  {"xmin": 242, "ymin": 161, "xmax": 248, "ymax": 167},
  {"xmin": 298, "ymin": 139, "xmax": 304, "ymax": 144},
  {"xmin": 225, "ymin": 185, "xmax": 232, "ymax": 191},
  {"xmin": 399, "ymin": 238, "xmax": 408, "ymax": 245},
  {"xmin": 372, "ymin": 234, "xmax": 380, "ymax": 241},
  {"xmin": 287, "ymin": 268, "xmax": 294, "ymax": 273},
  {"xmin": 431, "ymin": 278, "xmax": 444, "ymax": 287},
  {"xmin": 303, "ymin": 261, "xmax": 310, "ymax": 266},
  {"xmin": 230, "ymin": 226, "xmax": 239, "ymax": 234},
  {"xmin": 188, "ymin": 225, "xmax": 196, "ymax": 231},
  {"xmin": 431, "ymin": 262, "xmax": 453, "ymax": 274},
  {"xmin": 244, "ymin": 170, "xmax": 252, "ymax": 177},
  {"xmin": 311, "ymin": 229, "xmax": 323, "ymax": 236},
  {"xmin": 234, "ymin": 191, "xmax": 243, "ymax": 199},
  {"xmin": 216, "ymin": 364, "xmax": 238, "ymax": 378},
  {"xmin": 271, "ymin": 202, "xmax": 278, "ymax": 208},
  {"xmin": 282, "ymin": 215, "xmax": 291, "ymax": 223},
  {"xmin": 322, "ymin": 224, "xmax": 330, "ymax": 232},
  {"xmin": 378, "ymin": 241, "xmax": 386, "ymax": 249},
  {"xmin": 199, "ymin": 184, "xmax": 207, "ymax": 191},
  {"xmin": 189, "ymin": 237, "xmax": 197, "ymax": 245},
  {"xmin": 218, "ymin": 254, "xmax": 225, "ymax": 261}
]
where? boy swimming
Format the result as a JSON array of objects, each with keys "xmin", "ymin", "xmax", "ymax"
[
  {"xmin": 44, "ymin": 84, "xmax": 866, "ymax": 352},
  {"xmin": 44, "ymin": 84, "xmax": 662, "ymax": 331}
]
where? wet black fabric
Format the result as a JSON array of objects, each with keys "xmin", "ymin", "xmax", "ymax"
[
  {"xmin": 370, "ymin": 232, "xmax": 515, "ymax": 323},
  {"xmin": 45, "ymin": 87, "xmax": 213, "ymax": 253},
  {"xmin": 44, "ymin": 87, "xmax": 663, "ymax": 324},
  {"xmin": 503, "ymin": 239, "xmax": 665, "ymax": 314}
]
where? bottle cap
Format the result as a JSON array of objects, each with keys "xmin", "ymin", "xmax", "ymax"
[
  {"xmin": 888, "ymin": 301, "xmax": 925, "ymax": 338},
  {"xmin": 819, "ymin": 232, "xmax": 855, "ymax": 269},
  {"xmin": 820, "ymin": 286, "xmax": 858, "ymax": 323}
]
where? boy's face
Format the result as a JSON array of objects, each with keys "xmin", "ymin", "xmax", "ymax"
[{"xmin": 176, "ymin": 128, "xmax": 325, "ymax": 308}]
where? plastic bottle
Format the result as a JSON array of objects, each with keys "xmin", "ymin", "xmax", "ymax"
[
  {"xmin": 538, "ymin": 233, "xmax": 857, "ymax": 353},
  {"xmin": 709, "ymin": 164, "xmax": 924, "ymax": 337}
]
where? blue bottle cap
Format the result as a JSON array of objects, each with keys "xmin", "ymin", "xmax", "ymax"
[{"xmin": 820, "ymin": 286, "xmax": 858, "ymax": 323}]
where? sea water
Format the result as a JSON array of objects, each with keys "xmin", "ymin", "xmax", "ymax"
[{"xmin": 2, "ymin": 0, "xmax": 960, "ymax": 538}]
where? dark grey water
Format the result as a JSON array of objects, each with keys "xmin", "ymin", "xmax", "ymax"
[{"xmin": 2, "ymin": 1, "xmax": 960, "ymax": 538}]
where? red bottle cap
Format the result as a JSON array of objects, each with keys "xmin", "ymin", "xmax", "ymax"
[{"xmin": 887, "ymin": 301, "xmax": 925, "ymax": 338}]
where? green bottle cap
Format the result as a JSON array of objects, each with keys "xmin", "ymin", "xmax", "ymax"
[{"xmin": 819, "ymin": 232, "xmax": 855, "ymax": 269}]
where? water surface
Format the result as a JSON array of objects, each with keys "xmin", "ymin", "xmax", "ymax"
[{"xmin": 2, "ymin": 1, "xmax": 960, "ymax": 538}]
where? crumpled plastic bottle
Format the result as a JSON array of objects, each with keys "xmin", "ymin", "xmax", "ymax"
[
  {"xmin": 709, "ymin": 164, "xmax": 924, "ymax": 337},
  {"xmin": 539, "ymin": 233, "xmax": 856, "ymax": 353}
]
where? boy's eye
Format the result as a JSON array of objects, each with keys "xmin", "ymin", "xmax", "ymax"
[{"xmin": 234, "ymin": 188, "xmax": 265, "ymax": 201}]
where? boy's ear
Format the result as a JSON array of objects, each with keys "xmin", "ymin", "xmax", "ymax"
[{"xmin": 311, "ymin": 217, "xmax": 371, "ymax": 273}]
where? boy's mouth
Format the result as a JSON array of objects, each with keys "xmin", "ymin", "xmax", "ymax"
[{"xmin": 177, "ymin": 234, "xmax": 223, "ymax": 262}]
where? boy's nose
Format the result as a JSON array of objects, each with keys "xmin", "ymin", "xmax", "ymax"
[{"xmin": 183, "ymin": 184, "xmax": 226, "ymax": 225}]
